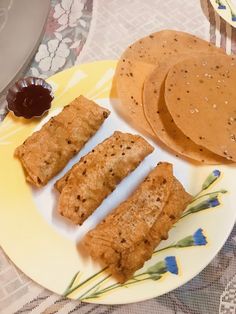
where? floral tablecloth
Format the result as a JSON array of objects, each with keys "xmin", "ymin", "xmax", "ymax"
[{"xmin": 0, "ymin": 0, "xmax": 236, "ymax": 313}]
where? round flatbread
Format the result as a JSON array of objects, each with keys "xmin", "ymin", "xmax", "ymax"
[
  {"xmin": 165, "ymin": 54, "xmax": 236, "ymax": 162},
  {"xmin": 114, "ymin": 58, "xmax": 155, "ymax": 136},
  {"xmin": 122, "ymin": 29, "xmax": 223, "ymax": 64},
  {"xmin": 114, "ymin": 30, "xmax": 224, "ymax": 139},
  {"xmin": 143, "ymin": 55, "xmax": 227, "ymax": 164}
]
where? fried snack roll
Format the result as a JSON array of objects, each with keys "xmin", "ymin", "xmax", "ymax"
[
  {"xmin": 83, "ymin": 163, "xmax": 192, "ymax": 283},
  {"xmin": 56, "ymin": 131, "xmax": 154, "ymax": 224},
  {"xmin": 15, "ymin": 96, "xmax": 110, "ymax": 187},
  {"xmin": 116, "ymin": 177, "xmax": 192, "ymax": 282}
]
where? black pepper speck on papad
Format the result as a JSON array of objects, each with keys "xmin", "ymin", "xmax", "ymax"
[
  {"xmin": 165, "ymin": 54, "xmax": 236, "ymax": 162},
  {"xmin": 143, "ymin": 54, "xmax": 227, "ymax": 164}
]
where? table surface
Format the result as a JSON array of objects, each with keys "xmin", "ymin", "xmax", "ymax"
[{"xmin": 0, "ymin": 0, "xmax": 236, "ymax": 313}]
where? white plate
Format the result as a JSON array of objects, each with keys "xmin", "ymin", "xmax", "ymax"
[{"xmin": 0, "ymin": 61, "xmax": 235, "ymax": 304}]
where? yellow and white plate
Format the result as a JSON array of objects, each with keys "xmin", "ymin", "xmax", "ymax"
[
  {"xmin": 210, "ymin": 0, "xmax": 236, "ymax": 27},
  {"xmin": 0, "ymin": 61, "xmax": 235, "ymax": 304}
]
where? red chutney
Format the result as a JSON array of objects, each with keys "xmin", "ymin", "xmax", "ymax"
[{"xmin": 6, "ymin": 77, "xmax": 53, "ymax": 119}]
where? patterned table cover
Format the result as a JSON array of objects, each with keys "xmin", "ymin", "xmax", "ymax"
[{"xmin": 0, "ymin": 1, "xmax": 235, "ymax": 313}]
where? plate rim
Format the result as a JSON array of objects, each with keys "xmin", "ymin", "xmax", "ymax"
[{"xmin": 209, "ymin": 0, "xmax": 236, "ymax": 28}]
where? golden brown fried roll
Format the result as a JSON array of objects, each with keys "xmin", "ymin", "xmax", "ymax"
[
  {"xmin": 56, "ymin": 131, "xmax": 154, "ymax": 224},
  {"xmin": 15, "ymin": 96, "xmax": 110, "ymax": 187},
  {"xmin": 83, "ymin": 162, "xmax": 192, "ymax": 283}
]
